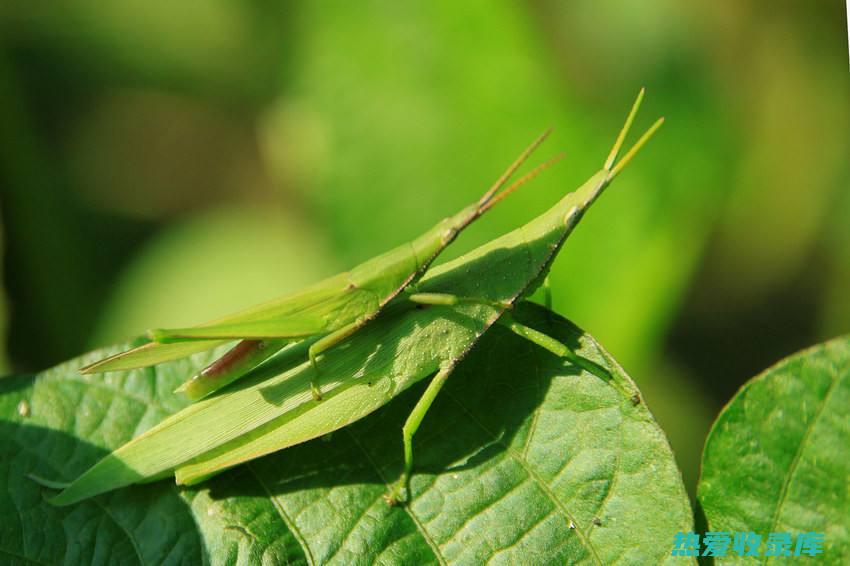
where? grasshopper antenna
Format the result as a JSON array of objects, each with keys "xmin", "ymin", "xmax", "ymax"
[
  {"xmin": 603, "ymin": 87, "xmax": 664, "ymax": 181},
  {"xmin": 478, "ymin": 127, "xmax": 553, "ymax": 208},
  {"xmin": 480, "ymin": 152, "xmax": 567, "ymax": 214},
  {"xmin": 604, "ymin": 88, "xmax": 645, "ymax": 172},
  {"xmin": 608, "ymin": 117, "xmax": 664, "ymax": 180}
]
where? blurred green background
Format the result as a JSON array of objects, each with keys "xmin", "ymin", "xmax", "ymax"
[{"xmin": 0, "ymin": 1, "xmax": 848, "ymax": 494}]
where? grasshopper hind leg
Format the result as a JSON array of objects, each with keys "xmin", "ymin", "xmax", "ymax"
[
  {"xmin": 176, "ymin": 339, "xmax": 287, "ymax": 401},
  {"xmin": 407, "ymin": 292, "xmax": 510, "ymax": 310}
]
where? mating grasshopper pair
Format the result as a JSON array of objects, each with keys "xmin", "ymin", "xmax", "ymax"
[
  {"xmin": 46, "ymin": 90, "xmax": 662, "ymax": 506},
  {"xmin": 80, "ymin": 126, "xmax": 562, "ymax": 402}
]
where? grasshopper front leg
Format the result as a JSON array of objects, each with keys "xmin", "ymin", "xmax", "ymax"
[
  {"xmin": 308, "ymin": 319, "xmax": 369, "ymax": 400},
  {"xmin": 541, "ymin": 275, "xmax": 552, "ymax": 310},
  {"xmin": 407, "ymin": 292, "xmax": 511, "ymax": 310}
]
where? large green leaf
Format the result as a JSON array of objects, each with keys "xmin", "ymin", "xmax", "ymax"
[
  {"xmin": 1, "ymin": 304, "xmax": 691, "ymax": 564},
  {"xmin": 698, "ymin": 335, "xmax": 850, "ymax": 562}
]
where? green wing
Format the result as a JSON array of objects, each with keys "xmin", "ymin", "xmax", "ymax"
[
  {"xmin": 83, "ymin": 272, "xmax": 354, "ymax": 373},
  {"xmin": 80, "ymin": 340, "xmax": 228, "ymax": 374},
  {"xmin": 150, "ymin": 315, "xmax": 327, "ymax": 342}
]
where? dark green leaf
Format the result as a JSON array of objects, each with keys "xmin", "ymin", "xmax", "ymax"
[
  {"xmin": 698, "ymin": 335, "xmax": 850, "ymax": 562},
  {"xmin": 1, "ymin": 304, "xmax": 691, "ymax": 564}
]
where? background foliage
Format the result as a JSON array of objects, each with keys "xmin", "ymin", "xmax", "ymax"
[{"xmin": 0, "ymin": 0, "xmax": 848, "ymax": 498}]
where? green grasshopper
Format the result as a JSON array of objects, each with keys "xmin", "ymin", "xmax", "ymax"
[
  {"xmin": 81, "ymin": 131, "xmax": 563, "ymax": 401},
  {"xmin": 48, "ymin": 90, "xmax": 661, "ymax": 506}
]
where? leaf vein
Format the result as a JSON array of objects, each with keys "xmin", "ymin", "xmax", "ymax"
[
  {"xmin": 762, "ymin": 368, "xmax": 839, "ymax": 564},
  {"xmin": 521, "ymin": 344, "xmax": 544, "ymax": 459},
  {"xmin": 0, "ymin": 546, "xmax": 51, "ymax": 565},
  {"xmin": 445, "ymin": 464, "xmax": 528, "ymax": 542},
  {"xmin": 245, "ymin": 462, "xmax": 316, "ymax": 566},
  {"xmin": 443, "ymin": 389, "xmax": 603, "ymax": 565},
  {"xmin": 344, "ymin": 427, "xmax": 448, "ymax": 566},
  {"xmin": 9, "ymin": 435, "xmax": 147, "ymax": 564},
  {"xmin": 586, "ymin": 416, "xmax": 623, "ymax": 535},
  {"xmin": 325, "ymin": 489, "xmax": 380, "ymax": 562}
]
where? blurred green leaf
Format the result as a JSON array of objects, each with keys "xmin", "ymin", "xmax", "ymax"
[
  {"xmin": 821, "ymin": 186, "xmax": 850, "ymax": 339},
  {"xmin": 0, "ymin": 208, "xmax": 7, "ymax": 374},
  {"xmin": 709, "ymin": 26, "xmax": 849, "ymax": 304},
  {"xmin": 0, "ymin": 0, "xmax": 286, "ymax": 100},
  {"xmin": 2, "ymin": 304, "xmax": 692, "ymax": 563},
  {"xmin": 69, "ymin": 90, "xmax": 273, "ymax": 219},
  {"xmin": 698, "ymin": 336, "xmax": 850, "ymax": 561},
  {"xmin": 265, "ymin": 0, "xmax": 729, "ymax": 370}
]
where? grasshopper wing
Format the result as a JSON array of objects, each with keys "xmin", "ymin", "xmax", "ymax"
[
  {"xmin": 82, "ymin": 273, "xmax": 355, "ymax": 373},
  {"xmin": 80, "ymin": 340, "xmax": 229, "ymax": 374},
  {"xmin": 150, "ymin": 315, "xmax": 327, "ymax": 342}
]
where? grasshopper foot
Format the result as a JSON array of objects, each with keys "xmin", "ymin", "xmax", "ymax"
[
  {"xmin": 310, "ymin": 381, "xmax": 323, "ymax": 401},
  {"xmin": 383, "ymin": 475, "xmax": 409, "ymax": 507}
]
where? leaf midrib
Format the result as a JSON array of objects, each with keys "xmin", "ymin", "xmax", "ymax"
[
  {"xmin": 761, "ymin": 366, "xmax": 840, "ymax": 565},
  {"xmin": 344, "ymin": 427, "xmax": 447, "ymax": 566},
  {"xmin": 246, "ymin": 463, "xmax": 315, "ymax": 566},
  {"xmin": 443, "ymin": 389, "xmax": 603, "ymax": 565}
]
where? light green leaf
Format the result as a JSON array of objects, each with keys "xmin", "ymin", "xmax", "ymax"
[
  {"xmin": 1, "ymin": 303, "xmax": 691, "ymax": 564},
  {"xmin": 698, "ymin": 335, "xmax": 850, "ymax": 562}
]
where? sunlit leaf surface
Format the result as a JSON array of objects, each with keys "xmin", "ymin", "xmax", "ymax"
[
  {"xmin": 699, "ymin": 335, "xmax": 850, "ymax": 562},
  {"xmin": 0, "ymin": 304, "xmax": 691, "ymax": 564}
]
